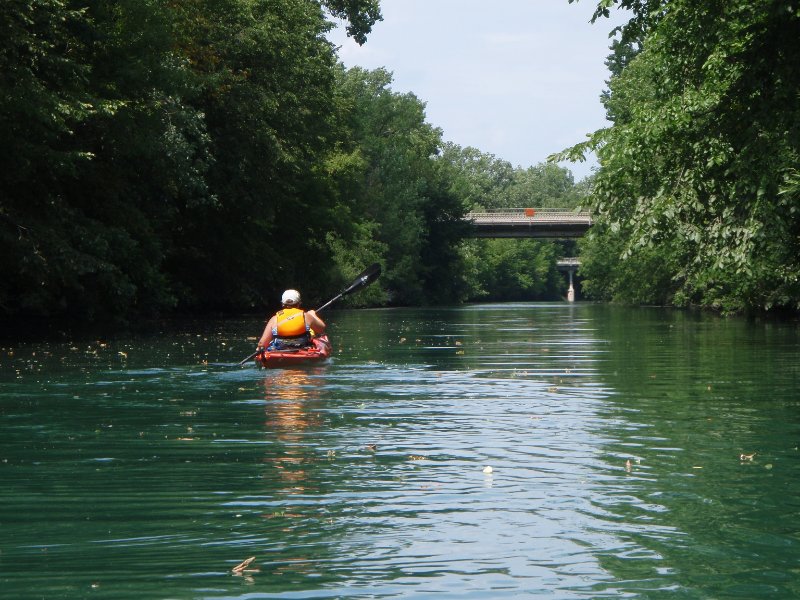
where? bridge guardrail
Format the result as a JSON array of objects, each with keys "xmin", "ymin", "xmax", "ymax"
[{"xmin": 467, "ymin": 208, "xmax": 592, "ymax": 224}]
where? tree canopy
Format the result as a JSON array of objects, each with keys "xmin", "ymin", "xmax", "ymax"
[
  {"xmin": 2, "ymin": 0, "xmax": 505, "ymax": 323},
  {"xmin": 561, "ymin": 0, "xmax": 800, "ymax": 313},
  {"xmin": 1, "ymin": 0, "xmax": 383, "ymax": 321},
  {"xmin": 8, "ymin": 0, "xmax": 791, "ymax": 324}
]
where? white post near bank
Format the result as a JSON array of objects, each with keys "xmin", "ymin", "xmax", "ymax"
[{"xmin": 567, "ymin": 268, "xmax": 575, "ymax": 302}]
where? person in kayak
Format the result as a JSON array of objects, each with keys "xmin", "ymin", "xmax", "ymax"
[{"xmin": 257, "ymin": 289, "xmax": 326, "ymax": 351}]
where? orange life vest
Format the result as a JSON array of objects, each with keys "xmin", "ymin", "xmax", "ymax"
[{"xmin": 273, "ymin": 308, "xmax": 308, "ymax": 338}]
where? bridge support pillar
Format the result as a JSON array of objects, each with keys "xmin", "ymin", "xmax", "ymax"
[{"xmin": 567, "ymin": 269, "xmax": 575, "ymax": 302}]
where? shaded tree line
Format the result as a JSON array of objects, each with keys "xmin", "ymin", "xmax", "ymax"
[
  {"xmin": 7, "ymin": 0, "xmax": 792, "ymax": 324},
  {"xmin": 1, "ymin": 0, "xmax": 586, "ymax": 324},
  {"xmin": 3, "ymin": 0, "xmax": 382, "ymax": 321},
  {"xmin": 561, "ymin": 0, "xmax": 800, "ymax": 314}
]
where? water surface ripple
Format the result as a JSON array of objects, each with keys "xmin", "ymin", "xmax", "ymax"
[{"xmin": 1, "ymin": 304, "xmax": 799, "ymax": 598}]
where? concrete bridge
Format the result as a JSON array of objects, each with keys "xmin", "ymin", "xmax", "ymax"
[
  {"xmin": 465, "ymin": 209, "xmax": 590, "ymax": 301},
  {"xmin": 466, "ymin": 208, "xmax": 592, "ymax": 238}
]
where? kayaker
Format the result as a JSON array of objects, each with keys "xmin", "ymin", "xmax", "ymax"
[{"xmin": 257, "ymin": 289, "xmax": 326, "ymax": 351}]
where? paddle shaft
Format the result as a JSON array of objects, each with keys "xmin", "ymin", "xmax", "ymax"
[{"xmin": 314, "ymin": 293, "xmax": 343, "ymax": 314}]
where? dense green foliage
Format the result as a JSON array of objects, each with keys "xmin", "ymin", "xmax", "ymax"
[
  {"xmin": 330, "ymin": 68, "xmax": 470, "ymax": 306},
  {"xmin": 562, "ymin": 0, "xmax": 800, "ymax": 313},
  {"xmin": 2, "ymin": 0, "xmax": 592, "ymax": 323},
  {"xmin": 0, "ymin": 1, "xmax": 435, "ymax": 320},
  {"xmin": 2, "ymin": 0, "xmax": 376, "ymax": 320}
]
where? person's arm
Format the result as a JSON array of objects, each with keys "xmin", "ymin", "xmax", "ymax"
[
  {"xmin": 258, "ymin": 316, "xmax": 276, "ymax": 348},
  {"xmin": 305, "ymin": 310, "xmax": 326, "ymax": 335}
]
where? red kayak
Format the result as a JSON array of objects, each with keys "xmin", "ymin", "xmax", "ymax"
[{"xmin": 255, "ymin": 335, "xmax": 332, "ymax": 368}]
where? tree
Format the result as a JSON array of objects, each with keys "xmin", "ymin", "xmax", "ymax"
[
  {"xmin": 439, "ymin": 143, "xmax": 515, "ymax": 211},
  {"xmin": 560, "ymin": 0, "xmax": 800, "ymax": 313},
  {"xmin": 331, "ymin": 67, "xmax": 468, "ymax": 305},
  {"xmin": 166, "ymin": 0, "xmax": 344, "ymax": 310},
  {"xmin": 0, "ymin": 0, "xmax": 384, "ymax": 322},
  {"xmin": 507, "ymin": 163, "xmax": 582, "ymax": 209},
  {"xmin": 322, "ymin": 0, "xmax": 382, "ymax": 44},
  {"xmin": 0, "ymin": 0, "xmax": 201, "ymax": 320}
]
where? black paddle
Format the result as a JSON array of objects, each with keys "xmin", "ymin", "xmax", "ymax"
[{"xmin": 236, "ymin": 263, "xmax": 382, "ymax": 366}]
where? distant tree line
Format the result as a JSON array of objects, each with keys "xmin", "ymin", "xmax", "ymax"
[
  {"xmin": 561, "ymin": 0, "xmax": 800, "ymax": 314},
  {"xmin": 1, "ymin": 0, "xmax": 585, "ymax": 324}
]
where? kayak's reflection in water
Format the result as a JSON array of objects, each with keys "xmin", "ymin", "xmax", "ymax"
[
  {"xmin": 262, "ymin": 368, "xmax": 327, "ymax": 495},
  {"xmin": 259, "ymin": 368, "xmax": 333, "ymax": 579}
]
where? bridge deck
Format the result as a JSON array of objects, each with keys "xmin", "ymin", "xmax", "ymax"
[
  {"xmin": 556, "ymin": 258, "xmax": 581, "ymax": 270},
  {"xmin": 467, "ymin": 209, "xmax": 592, "ymax": 239}
]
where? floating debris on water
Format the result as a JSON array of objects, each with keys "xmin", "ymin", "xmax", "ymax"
[
  {"xmin": 232, "ymin": 556, "xmax": 257, "ymax": 574},
  {"xmin": 483, "ymin": 466, "xmax": 493, "ymax": 474},
  {"xmin": 740, "ymin": 453, "xmax": 756, "ymax": 461}
]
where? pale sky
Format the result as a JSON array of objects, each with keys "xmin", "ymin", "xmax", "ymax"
[{"xmin": 328, "ymin": 1, "xmax": 629, "ymax": 181}]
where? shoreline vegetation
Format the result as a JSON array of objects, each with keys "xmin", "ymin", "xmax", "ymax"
[{"xmin": 2, "ymin": 1, "xmax": 797, "ymax": 330}]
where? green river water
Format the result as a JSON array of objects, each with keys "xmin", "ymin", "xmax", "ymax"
[{"xmin": 1, "ymin": 303, "xmax": 799, "ymax": 599}]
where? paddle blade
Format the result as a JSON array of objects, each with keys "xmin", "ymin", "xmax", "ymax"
[
  {"xmin": 314, "ymin": 263, "xmax": 382, "ymax": 313},
  {"xmin": 342, "ymin": 263, "xmax": 381, "ymax": 296}
]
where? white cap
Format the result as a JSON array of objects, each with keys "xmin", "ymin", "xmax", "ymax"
[{"xmin": 281, "ymin": 289, "xmax": 301, "ymax": 305}]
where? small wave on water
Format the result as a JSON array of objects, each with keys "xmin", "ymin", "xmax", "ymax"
[{"xmin": 2, "ymin": 305, "xmax": 799, "ymax": 598}]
